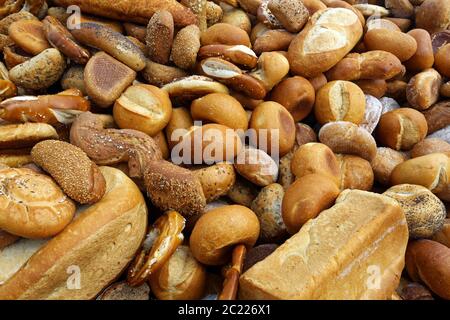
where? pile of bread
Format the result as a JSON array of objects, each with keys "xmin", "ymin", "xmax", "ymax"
[{"xmin": 0, "ymin": 0, "xmax": 449, "ymax": 300}]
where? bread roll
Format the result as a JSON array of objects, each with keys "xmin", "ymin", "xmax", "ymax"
[
  {"xmin": 240, "ymin": 190, "xmax": 408, "ymax": 300},
  {"xmin": 0, "ymin": 123, "xmax": 58, "ymax": 149},
  {"xmin": 0, "ymin": 167, "xmax": 148, "ymax": 299},
  {"xmin": 287, "ymin": 8, "xmax": 363, "ymax": 77},
  {"xmin": 405, "ymin": 240, "xmax": 450, "ymax": 299},
  {"xmin": 53, "ymin": 0, "xmax": 197, "ymax": 27}
]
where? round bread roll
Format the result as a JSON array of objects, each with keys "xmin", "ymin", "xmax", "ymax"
[
  {"xmin": 314, "ymin": 80, "xmax": 366, "ymax": 125},
  {"xmin": 384, "ymin": 184, "xmax": 446, "ymax": 239},
  {"xmin": 336, "ymin": 154, "xmax": 374, "ymax": 191},
  {"xmin": 0, "ymin": 167, "xmax": 76, "ymax": 239},
  {"xmin": 0, "ymin": 167, "xmax": 148, "ymax": 299},
  {"xmin": 149, "ymin": 245, "xmax": 206, "ymax": 300},
  {"xmin": 31, "ymin": 140, "xmax": 106, "ymax": 204},
  {"xmin": 250, "ymin": 183, "xmax": 287, "ymax": 243},
  {"xmin": 190, "ymin": 205, "xmax": 260, "ymax": 265}
]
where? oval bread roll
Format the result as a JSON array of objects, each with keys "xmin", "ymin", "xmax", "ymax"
[{"xmin": 288, "ymin": 8, "xmax": 363, "ymax": 77}]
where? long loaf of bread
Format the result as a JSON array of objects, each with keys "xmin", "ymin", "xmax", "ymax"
[
  {"xmin": 53, "ymin": 0, "xmax": 197, "ymax": 27},
  {"xmin": 239, "ymin": 190, "xmax": 408, "ymax": 300}
]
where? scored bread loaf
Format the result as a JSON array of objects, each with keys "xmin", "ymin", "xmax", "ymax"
[
  {"xmin": 287, "ymin": 8, "xmax": 363, "ymax": 77},
  {"xmin": 239, "ymin": 190, "xmax": 408, "ymax": 300},
  {"xmin": 0, "ymin": 166, "xmax": 147, "ymax": 300}
]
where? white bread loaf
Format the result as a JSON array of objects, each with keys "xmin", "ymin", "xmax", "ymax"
[
  {"xmin": 0, "ymin": 166, "xmax": 148, "ymax": 300},
  {"xmin": 287, "ymin": 8, "xmax": 363, "ymax": 78},
  {"xmin": 239, "ymin": 190, "xmax": 408, "ymax": 300}
]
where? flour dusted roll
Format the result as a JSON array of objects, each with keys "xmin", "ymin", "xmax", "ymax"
[{"xmin": 0, "ymin": 166, "xmax": 148, "ymax": 300}]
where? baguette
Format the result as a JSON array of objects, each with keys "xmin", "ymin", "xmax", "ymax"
[
  {"xmin": 53, "ymin": 0, "xmax": 197, "ymax": 27},
  {"xmin": 405, "ymin": 240, "xmax": 450, "ymax": 300},
  {"xmin": 287, "ymin": 8, "xmax": 363, "ymax": 77},
  {"xmin": 239, "ymin": 190, "xmax": 408, "ymax": 300},
  {"xmin": 0, "ymin": 166, "xmax": 147, "ymax": 299}
]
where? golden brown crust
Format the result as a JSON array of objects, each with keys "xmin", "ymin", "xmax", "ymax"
[
  {"xmin": 72, "ymin": 23, "xmax": 146, "ymax": 71},
  {"xmin": 406, "ymin": 240, "xmax": 450, "ymax": 299},
  {"xmin": 53, "ymin": 0, "xmax": 197, "ymax": 27},
  {"xmin": 190, "ymin": 205, "xmax": 260, "ymax": 265},
  {"xmin": 8, "ymin": 19, "xmax": 50, "ymax": 55},
  {"xmin": 0, "ymin": 148, "xmax": 31, "ymax": 167},
  {"xmin": 410, "ymin": 138, "xmax": 450, "ymax": 158},
  {"xmin": 42, "ymin": 16, "xmax": 90, "ymax": 65},
  {"xmin": 84, "ymin": 52, "xmax": 137, "ymax": 108},
  {"xmin": 31, "ymin": 140, "xmax": 106, "ymax": 204},
  {"xmin": 149, "ymin": 245, "xmax": 206, "ymax": 300},
  {"xmin": 145, "ymin": 10, "xmax": 174, "ymax": 65},
  {"xmin": 282, "ymin": 173, "xmax": 340, "ymax": 234},
  {"xmin": 0, "ymin": 230, "xmax": 20, "ymax": 250},
  {"xmin": 336, "ymin": 154, "xmax": 374, "ymax": 191},
  {"xmin": 291, "ymin": 142, "xmax": 340, "ymax": 184},
  {"xmin": 250, "ymin": 183, "xmax": 286, "ymax": 242},
  {"xmin": 390, "ymin": 153, "xmax": 450, "ymax": 194},
  {"xmin": 200, "ymin": 23, "xmax": 251, "ymax": 47},
  {"xmin": 318, "ymin": 121, "xmax": 377, "ymax": 162},
  {"xmin": 144, "ymin": 160, "xmax": 206, "ymax": 218},
  {"xmin": 270, "ymin": 76, "xmax": 315, "ymax": 122},
  {"xmin": 113, "ymin": 84, "xmax": 173, "ymax": 136},
  {"xmin": 194, "ymin": 162, "xmax": 236, "ymax": 203},
  {"xmin": 314, "ymin": 80, "xmax": 366, "ymax": 125},
  {"xmin": 240, "ymin": 190, "xmax": 408, "ymax": 300},
  {"xmin": 0, "ymin": 168, "xmax": 76, "ymax": 239}
]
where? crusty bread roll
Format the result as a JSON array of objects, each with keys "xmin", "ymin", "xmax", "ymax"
[
  {"xmin": 239, "ymin": 190, "xmax": 408, "ymax": 300},
  {"xmin": 149, "ymin": 245, "xmax": 206, "ymax": 300},
  {"xmin": 0, "ymin": 166, "xmax": 147, "ymax": 299},
  {"xmin": 287, "ymin": 8, "xmax": 363, "ymax": 77},
  {"xmin": 0, "ymin": 123, "xmax": 58, "ymax": 149}
]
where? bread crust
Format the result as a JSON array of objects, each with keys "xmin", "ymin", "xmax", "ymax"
[
  {"xmin": 53, "ymin": 0, "xmax": 197, "ymax": 27},
  {"xmin": 239, "ymin": 190, "xmax": 408, "ymax": 300},
  {"xmin": 0, "ymin": 166, "xmax": 148, "ymax": 300}
]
